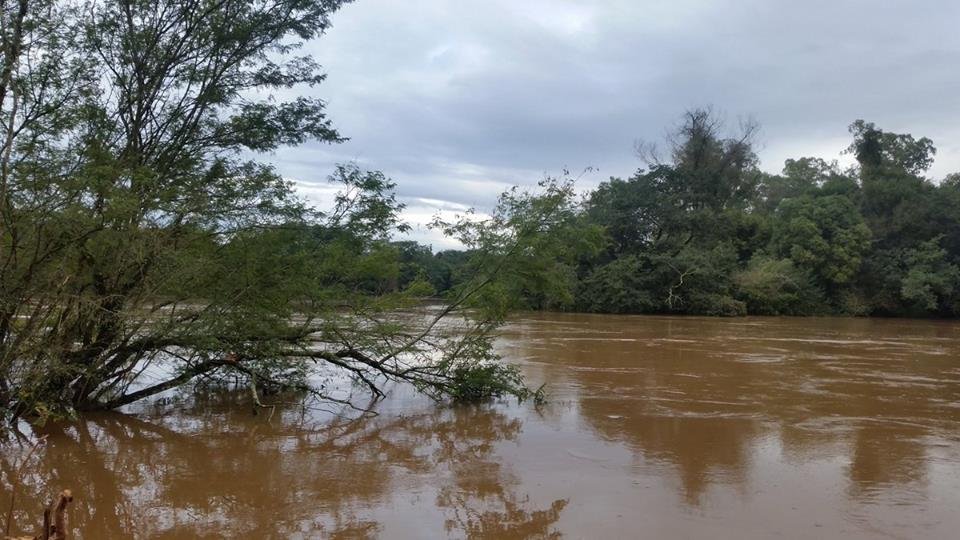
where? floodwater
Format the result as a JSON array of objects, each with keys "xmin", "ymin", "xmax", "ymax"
[{"xmin": 3, "ymin": 314, "xmax": 960, "ymax": 539}]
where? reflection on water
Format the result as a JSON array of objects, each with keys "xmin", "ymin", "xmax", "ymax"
[
  {"xmin": 2, "ymin": 395, "xmax": 566, "ymax": 538},
  {"xmin": 583, "ymin": 412, "xmax": 758, "ymax": 506},
  {"xmin": 3, "ymin": 314, "xmax": 960, "ymax": 538},
  {"xmin": 501, "ymin": 314, "xmax": 960, "ymax": 538}
]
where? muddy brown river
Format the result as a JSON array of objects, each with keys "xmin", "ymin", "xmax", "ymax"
[{"xmin": 3, "ymin": 314, "xmax": 960, "ymax": 539}]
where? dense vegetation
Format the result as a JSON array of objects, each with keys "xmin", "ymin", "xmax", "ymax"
[
  {"xmin": 409, "ymin": 111, "xmax": 960, "ymax": 318},
  {"xmin": 0, "ymin": 0, "xmax": 595, "ymax": 422}
]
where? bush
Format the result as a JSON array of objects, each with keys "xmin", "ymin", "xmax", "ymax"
[{"xmin": 734, "ymin": 256, "xmax": 823, "ymax": 315}]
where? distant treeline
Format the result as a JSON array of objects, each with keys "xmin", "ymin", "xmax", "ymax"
[{"xmin": 398, "ymin": 109, "xmax": 960, "ymax": 317}]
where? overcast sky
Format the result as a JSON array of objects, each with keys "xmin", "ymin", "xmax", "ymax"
[{"xmin": 270, "ymin": 0, "xmax": 960, "ymax": 249}]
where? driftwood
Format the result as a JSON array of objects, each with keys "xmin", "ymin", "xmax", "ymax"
[{"xmin": 3, "ymin": 490, "xmax": 73, "ymax": 540}]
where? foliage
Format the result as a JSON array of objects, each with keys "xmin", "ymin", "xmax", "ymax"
[
  {"xmin": 576, "ymin": 256, "xmax": 657, "ymax": 314},
  {"xmin": 523, "ymin": 110, "xmax": 960, "ymax": 319},
  {"xmin": 734, "ymin": 256, "xmax": 822, "ymax": 315},
  {"xmin": 433, "ymin": 176, "xmax": 605, "ymax": 315},
  {"xmin": 264, "ymin": 121, "xmax": 958, "ymax": 323},
  {"xmin": 899, "ymin": 236, "xmax": 960, "ymax": 313},
  {"xmin": 0, "ymin": 0, "xmax": 597, "ymax": 421},
  {"xmin": 771, "ymin": 195, "xmax": 871, "ymax": 291}
]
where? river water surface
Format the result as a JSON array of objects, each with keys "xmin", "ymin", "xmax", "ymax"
[{"xmin": 3, "ymin": 314, "xmax": 960, "ymax": 539}]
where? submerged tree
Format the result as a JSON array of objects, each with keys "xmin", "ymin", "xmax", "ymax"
[{"xmin": 0, "ymin": 0, "xmax": 593, "ymax": 421}]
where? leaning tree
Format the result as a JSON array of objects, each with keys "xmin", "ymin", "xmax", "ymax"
[{"xmin": 0, "ymin": 0, "xmax": 599, "ymax": 421}]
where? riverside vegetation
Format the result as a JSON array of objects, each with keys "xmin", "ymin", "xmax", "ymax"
[
  {"xmin": 0, "ymin": 0, "xmax": 600, "ymax": 423},
  {"xmin": 1, "ymin": 0, "xmax": 959, "ymax": 426},
  {"xmin": 412, "ymin": 112, "xmax": 960, "ymax": 319}
]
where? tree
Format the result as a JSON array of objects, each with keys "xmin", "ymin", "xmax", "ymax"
[
  {"xmin": 849, "ymin": 120, "xmax": 935, "ymax": 177},
  {"xmin": 758, "ymin": 157, "xmax": 844, "ymax": 212},
  {"xmin": 848, "ymin": 121, "xmax": 939, "ymax": 247},
  {"xmin": 0, "ymin": 0, "xmax": 591, "ymax": 421},
  {"xmin": 899, "ymin": 236, "xmax": 960, "ymax": 314},
  {"xmin": 771, "ymin": 195, "xmax": 870, "ymax": 295},
  {"xmin": 431, "ymin": 249, "xmax": 472, "ymax": 293},
  {"xmin": 640, "ymin": 108, "xmax": 761, "ymax": 214},
  {"xmin": 935, "ymin": 176, "xmax": 960, "ymax": 266},
  {"xmin": 844, "ymin": 121, "xmax": 960, "ymax": 314},
  {"xmin": 391, "ymin": 240, "xmax": 436, "ymax": 292},
  {"xmin": 584, "ymin": 176, "xmax": 666, "ymax": 257},
  {"xmin": 577, "ymin": 109, "xmax": 763, "ymax": 315},
  {"xmin": 433, "ymin": 177, "xmax": 605, "ymax": 315}
]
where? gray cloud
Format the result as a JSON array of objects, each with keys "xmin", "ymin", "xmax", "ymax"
[{"xmin": 269, "ymin": 0, "xmax": 960, "ymax": 247}]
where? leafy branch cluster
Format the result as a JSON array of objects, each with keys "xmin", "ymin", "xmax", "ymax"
[{"xmin": 0, "ymin": 0, "xmax": 595, "ymax": 421}]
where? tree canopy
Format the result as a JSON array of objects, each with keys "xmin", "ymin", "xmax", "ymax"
[
  {"xmin": 410, "ymin": 111, "xmax": 960, "ymax": 319},
  {"xmin": 400, "ymin": 110, "xmax": 958, "ymax": 319},
  {"xmin": 568, "ymin": 111, "xmax": 960, "ymax": 317}
]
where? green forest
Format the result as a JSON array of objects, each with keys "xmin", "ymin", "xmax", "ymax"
[{"xmin": 402, "ymin": 110, "xmax": 960, "ymax": 318}]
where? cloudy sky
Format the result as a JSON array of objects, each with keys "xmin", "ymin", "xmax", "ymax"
[{"xmin": 270, "ymin": 0, "xmax": 960, "ymax": 249}]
